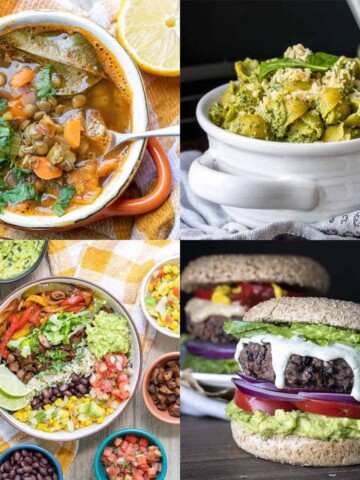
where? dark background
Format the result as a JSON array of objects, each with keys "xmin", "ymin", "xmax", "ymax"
[
  {"xmin": 181, "ymin": 0, "xmax": 360, "ymax": 148},
  {"xmin": 181, "ymin": 242, "xmax": 360, "ymax": 331}
]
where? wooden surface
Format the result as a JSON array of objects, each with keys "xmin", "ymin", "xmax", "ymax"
[
  {"xmin": 181, "ymin": 415, "xmax": 360, "ymax": 479},
  {"xmin": 0, "ymin": 254, "xmax": 180, "ymax": 480}
]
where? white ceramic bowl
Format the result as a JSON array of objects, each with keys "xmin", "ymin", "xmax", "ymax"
[
  {"xmin": 0, "ymin": 277, "xmax": 142, "ymax": 441},
  {"xmin": 0, "ymin": 10, "xmax": 148, "ymax": 229},
  {"xmin": 140, "ymin": 256, "xmax": 180, "ymax": 339},
  {"xmin": 189, "ymin": 83, "xmax": 360, "ymax": 226}
]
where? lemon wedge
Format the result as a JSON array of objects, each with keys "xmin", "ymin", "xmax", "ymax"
[{"xmin": 117, "ymin": 0, "xmax": 180, "ymax": 76}]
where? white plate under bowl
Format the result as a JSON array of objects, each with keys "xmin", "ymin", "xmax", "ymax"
[
  {"xmin": 140, "ymin": 256, "xmax": 180, "ymax": 339},
  {"xmin": 182, "ymin": 371, "xmax": 234, "ymax": 390},
  {"xmin": 0, "ymin": 277, "xmax": 142, "ymax": 442}
]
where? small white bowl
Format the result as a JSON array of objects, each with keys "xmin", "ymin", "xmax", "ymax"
[
  {"xmin": 189, "ymin": 83, "xmax": 360, "ymax": 226},
  {"xmin": 0, "ymin": 277, "xmax": 142, "ymax": 442},
  {"xmin": 140, "ymin": 256, "xmax": 180, "ymax": 339}
]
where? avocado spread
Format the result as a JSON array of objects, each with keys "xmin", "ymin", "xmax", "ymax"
[
  {"xmin": 0, "ymin": 240, "xmax": 45, "ymax": 280},
  {"xmin": 226, "ymin": 401, "xmax": 360, "ymax": 441},
  {"xmin": 86, "ymin": 310, "xmax": 130, "ymax": 359}
]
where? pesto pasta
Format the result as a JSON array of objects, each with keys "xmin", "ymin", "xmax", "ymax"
[{"xmin": 209, "ymin": 44, "xmax": 360, "ymax": 143}]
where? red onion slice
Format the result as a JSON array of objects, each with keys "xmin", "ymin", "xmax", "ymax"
[
  {"xmin": 185, "ymin": 340, "xmax": 236, "ymax": 360},
  {"xmin": 233, "ymin": 374, "xmax": 360, "ymax": 405}
]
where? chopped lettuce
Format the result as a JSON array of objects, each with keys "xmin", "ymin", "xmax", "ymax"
[
  {"xmin": 8, "ymin": 309, "xmax": 93, "ymax": 354},
  {"xmin": 224, "ymin": 320, "xmax": 360, "ymax": 351},
  {"xmin": 183, "ymin": 352, "xmax": 238, "ymax": 374}
]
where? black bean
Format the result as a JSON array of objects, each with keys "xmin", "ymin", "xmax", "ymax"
[
  {"xmin": 59, "ymin": 384, "xmax": 68, "ymax": 392},
  {"xmin": 40, "ymin": 458, "xmax": 48, "ymax": 465},
  {"xmin": 13, "ymin": 453, "xmax": 20, "ymax": 463},
  {"xmin": 39, "ymin": 468, "xmax": 48, "ymax": 476},
  {"xmin": 24, "ymin": 456, "xmax": 32, "ymax": 464},
  {"xmin": 42, "ymin": 389, "xmax": 51, "ymax": 399},
  {"xmin": 71, "ymin": 373, "xmax": 80, "ymax": 382},
  {"xmin": 80, "ymin": 378, "xmax": 88, "ymax": 385},
  {"xmin": 22, "ymin": 466, "xmax": 32, "ymax": 474}
]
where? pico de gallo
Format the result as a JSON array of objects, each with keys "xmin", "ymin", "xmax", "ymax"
[{"xmin": 102, "ymin": 434, "xmax": 164, "ymax": 480}]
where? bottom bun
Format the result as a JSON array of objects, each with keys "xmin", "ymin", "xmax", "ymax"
[{"xmin": 231, "ymin": 419, "xmax": 360, "ymax": 466}]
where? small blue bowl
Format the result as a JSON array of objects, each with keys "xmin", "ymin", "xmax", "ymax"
[
  {"xmin": 0, "ymin": 444, "xmax": 64, "ymax": 479},
  {"xmin": 94, "ymin": 428, "xmax": 168, "ymax": 480}
]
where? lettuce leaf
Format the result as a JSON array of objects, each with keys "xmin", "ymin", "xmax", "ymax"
[
  {"xmin": 224, "ymin": 320, "xmax": 360, "ymax": 351},
  {"xmin": 183, "ymin": 352, "xmax": 238, "ymax": 374}
]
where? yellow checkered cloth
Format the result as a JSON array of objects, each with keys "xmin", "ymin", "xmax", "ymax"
[
  {"xmin": 0, "ymin": 0, "xmax": 180, "ymax": 240},
  {"xmin": 0, "ymin": 239, "xmax": 179, "ymax": 475}
]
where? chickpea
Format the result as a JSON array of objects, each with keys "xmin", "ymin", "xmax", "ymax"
[
  {"xmin": 51, "ymin": 72, "xmax": 63, "ymax": 89},
  {"xmin": 0, "ymin": 72, "xmax": 7, "ymax": 87},
  {"xmin": 24, "ymin": 104, "xmax": 38, "ymax": 119},
  {"xmin": 48, "ymin": 97, "xmax": 58, "ymax": 108},
  {"xmin": 72, "ymin": 94, "xmax": 87, "ymax": 108},
  {"xmin": 34, "ymin": 141, "xmax": 49, "ymax": 156},
  {"xmin": 37, "ymin": 100, "xmax": 51, "ymax": 113},
  {"xmin": 34, "ymin": 111, "xmax": 45, "ymax": 121},
  {"xmin": 55, "ymin": 104, "xmax": 65, "ymax": 116},
  {"xmin": 28, "ymin": 124, "xmax": 43, "ymax": 140},
  {"xmin": 19, "ymin": 119, "xmax": 31, "ymax": 131}
]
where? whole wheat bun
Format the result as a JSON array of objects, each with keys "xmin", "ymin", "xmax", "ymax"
[
  {"xmin": 181, "ymin": 255, "xmax": 329, "ymax": 294},
  {"xmin": 231, "ymin": 419, "xmax": 360, "ymax": 466},
  {"xmin": 244, "ymin": 297, "xmax": 360, "ymax": 331}
]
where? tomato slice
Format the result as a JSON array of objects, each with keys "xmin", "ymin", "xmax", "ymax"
[
  {"xmin": 234, "ymin": 388, "xmax": 296, "ymax": 415},
  {"xmin": 294, "ymin": 399, "xmax": 360, "ymax": 419}
]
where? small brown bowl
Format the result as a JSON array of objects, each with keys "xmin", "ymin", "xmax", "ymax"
[{"xmin": 142, "ymin": 352, "xmax": 180, "ymax": 425}]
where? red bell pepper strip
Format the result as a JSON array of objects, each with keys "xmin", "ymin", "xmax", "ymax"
[
  {"xmin": 0, "ymin": 306, "xmax": 41, "ymax": 359},
  {"xmin": 64, "ymin": 305, "xmax": 86, "ymax": 313},
  {"xmin": 61, "ymin": 295, "xmax": 86, "ymax": 307}
]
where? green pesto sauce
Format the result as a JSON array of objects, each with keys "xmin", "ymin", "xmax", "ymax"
[{"xmin": 0, "ymin": 240, "xmax": 45, "ymax": 280}]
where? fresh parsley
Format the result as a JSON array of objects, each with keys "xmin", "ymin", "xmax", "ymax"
[
  {"xmin": 0, "ymin": 118, "xmax": 12, "ymax": 164},
  {"xmin": 0, "ymin": 99, "xmax": 8, "ymax": 113},
  {"xmin": 0, "ymin": 182, "xmax": 40, "ymax": 213},
  {"xmin": 52, "ymin": 185, "xmax": 75, "ymax": 216},
  {"xmin": 35, "ymin": 64, "xmax": 57, "ymax": 99},
  {"xmin": 259, "ymin": 51, "xmax": 339, "ymax": 80}
]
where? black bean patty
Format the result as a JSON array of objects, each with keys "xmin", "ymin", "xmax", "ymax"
[
  {"xmin": 187, "ymin": 316, "xmax": 237, "ymax": 344},
  {"xmin": 240, "ymin": 342, "xmax": 354, "ymax": 393}
]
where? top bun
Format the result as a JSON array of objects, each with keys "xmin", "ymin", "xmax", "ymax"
[
  {"xmin": 181, "ymin": 255, "xmax": 329, "ymax": 294},
  {"xmin": 244, "ymin": 297, "xmax": 360, "ymax": 331}
]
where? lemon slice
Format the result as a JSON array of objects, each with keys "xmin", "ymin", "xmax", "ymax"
[
  {"xmin": 0, "ymin": 390, "xmax": 29, "ymax": 412},
  {"xmin": 0, "ymin": 365, "xmax": 30, "ymax": 398},
  {"xmin": 117, "ymin": 0, "xmax": 180, "ymax": 76}
]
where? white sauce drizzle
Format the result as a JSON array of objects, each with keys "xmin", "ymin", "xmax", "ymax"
[
  {"xmin": 235, "ymin": 334, "xmax": 360, "ymax": 401},
  {"xmin": 184, "ymin": 298, "xmax": 246, "ymax": 324}
]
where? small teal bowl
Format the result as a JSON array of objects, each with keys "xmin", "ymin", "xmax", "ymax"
[
  {"xmin": 0, "ymin": 444, "xmax": 64, "ymax": 479},
  {"xmin": 94, "ymin": 428, "xmax": 168, "ymax": 480}
]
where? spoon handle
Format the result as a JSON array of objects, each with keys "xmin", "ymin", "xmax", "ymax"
[{"xmin": 120, "ymin": 124, "xmax": 180, "ymax": 143}]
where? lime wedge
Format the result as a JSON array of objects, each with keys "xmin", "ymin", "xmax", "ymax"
[
  {"xmin": 0, "ymin": 390, "xmax": 29, "ymax": 411},
  {"xmin": 0, "ymin": 365, "xmax": 30, "ymax": 398}
]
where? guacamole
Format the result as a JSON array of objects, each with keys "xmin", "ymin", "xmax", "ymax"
[
  {"xmin": 0, "ymin": 240, "xmax": 45, "ymax": 280},
  {"xmin": 209, "ymin": 44, "xmax": 360, "ymax": 143},
  {"xmin": 226, "ymin": 401, "xmax": 360, "ymax": 441},
  {"xmin": 86, "ymin": 310, "xmax": 130, "ymax": 359}
]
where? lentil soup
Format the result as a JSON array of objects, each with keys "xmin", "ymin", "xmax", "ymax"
[{"xmin": 0, "ymin": 25, "xmax": 133, "ymax": 217}]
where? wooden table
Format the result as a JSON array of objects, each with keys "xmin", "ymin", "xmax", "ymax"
[
  {"xmin": 0, "ymin": 253, "xmax": 180, "ymax": 480},
  {"xmin": 182, "ymin": 415, "xmax": 360, "ymax": 479}
]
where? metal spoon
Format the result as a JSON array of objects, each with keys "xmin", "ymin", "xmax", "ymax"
[{"xmin": 106, "ymin": 124, "xmax": 180, "ymax": 156}]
